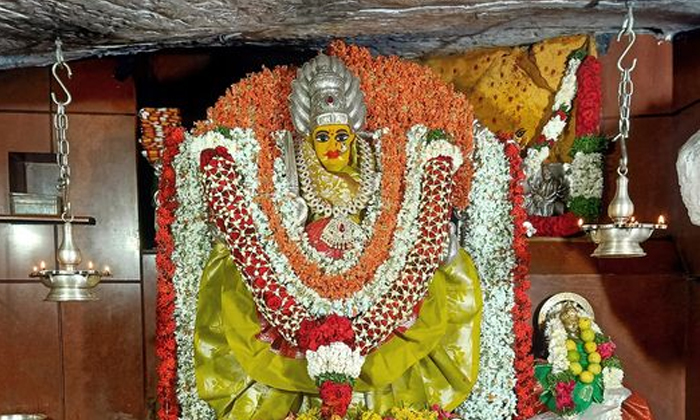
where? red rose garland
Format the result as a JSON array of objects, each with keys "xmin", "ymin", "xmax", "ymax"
[
  {"xmin": 155, "ymin": 127, "xmax": 185, "ymax": 420},
  {"xmin": 528, "ymin": 213, "xmax": 581, "ymax": 237},
  {"xmin": 575, "ymin": 55, "xmax": 602, "ymax": 137},
  {"xmin": 502, "ymin": 137, "xmax": 537, "ymax": 419}
]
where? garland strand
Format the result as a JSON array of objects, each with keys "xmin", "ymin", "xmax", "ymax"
[
  {"xmin": 502, "ymin": 136, "xmax": 536, "ymax": 419},
  {"xmin": 155, "ymin": 126, "xmax": 185, "ymax": 420},
  {"xmin": 568, "ymin": 55, "xmax": 606, "ymax": 222},
  {"xmin": 457, "ymin": 122, "xmax": 517, "ymax": 419}
]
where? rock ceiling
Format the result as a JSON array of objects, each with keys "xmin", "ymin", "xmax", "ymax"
[{"xmin": 1, "ymin": 0, "xmax": 699, "ymax": 69}]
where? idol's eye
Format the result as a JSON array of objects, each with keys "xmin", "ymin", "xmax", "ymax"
[
  {"xmin": 315, "ymin": 131, "xmax": 330, "ymax": 143},
  {"xmin": 336, "ymin": 131, "xmax": 350, "ymax": 142}
]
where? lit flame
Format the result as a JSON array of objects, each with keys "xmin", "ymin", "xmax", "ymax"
[
  {"xmin": 88, "ymin": 261, "xmax": 94, "ymax": 270},
  {"xmin": 578, "ymin": 218, "xmax": 584, "ymax": 227},
  {"xmin": 658, "ymin": 215, "xmax": 666, "ymax": 225},
  {"xmin": 40, "ymin": 261, "xmax": 46, "ymax": 270}
]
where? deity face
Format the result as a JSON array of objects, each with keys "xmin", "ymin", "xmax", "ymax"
[{"xmin": 312, "ymin": 123, "xmax": 355, "ymax": 173}]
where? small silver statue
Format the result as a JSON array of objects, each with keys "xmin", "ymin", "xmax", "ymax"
[{"xmin": 525, "ymin": 163, "xmax": 569, "ymax": 217}]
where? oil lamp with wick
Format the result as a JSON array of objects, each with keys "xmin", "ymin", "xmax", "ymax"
[
  {"xmin": 581, "ymin": 2, "xmax": 667, "ymax": 258},
  {"xmin": 29, "ymin": 39, "xmax": 111, "ymax": 301}
]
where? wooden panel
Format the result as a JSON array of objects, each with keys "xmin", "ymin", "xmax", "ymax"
[
  {"xmin": 65, "ymin": 114, "xmax": 141, "ymax": 280},
  {"xmin": 687, "ymin": 280, "xmax": 700, "ymax": 419},
  {"xmin": 61, "ymin": 283, "xmax": 145, "ymax": 419},
  {"xmin": 141, "ymin": 253, "xmax": 158, "ymax": 415},
  {"xmin": 0, "ymin": 283, "xmax": 63, "ymax": 420},
  {"xmin": 0, "ymin": 67, "xmax": 49, "ymax": 112},
  {"xmin": 52, "ymin": 58, "xmax": 135, "ymax": 115},
  {"xmin": 600, "ymin": 35, "xmax": 673, "ymax": 118},
  {"xmin": 530, "ymin": 273, "xmax": 688, "ymax": 420},
  {"xmin": 673, "ymin": 29, "xmax": 700, "ymax": 110},
  {"xmin": 529, "ymin": 238, "xmax": 683, "ymax": 275},
  {"xmin": 0, "ymin": 113, "xmax": 55, "ymax": 280}
]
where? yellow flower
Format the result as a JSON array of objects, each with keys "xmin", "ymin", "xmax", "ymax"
[
  {"xmin": 360, "ymin": 411, "xmax": 383, "ymax": 420},
  {"xmin": 297, "ymin": 408, "xmax": 321, "ymax": 420},
  {"xmin": 386, "ymin": 407, "xmax": 438, "ymax": 420}
]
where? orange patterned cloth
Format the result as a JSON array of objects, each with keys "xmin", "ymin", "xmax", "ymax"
[{"xmin": 422, "ymin": 35, "xmax": 595, "ymax": 161}]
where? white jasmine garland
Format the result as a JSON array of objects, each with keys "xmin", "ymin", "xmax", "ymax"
[
  {"xmin": 457, "ymin": 122, "xmax": 517, "ymax": 419},
  {"xmin": 171, "ymin": 131, "xmax": 219, "ymax": 419},
  {"xmin": 568, "ymin": 152, "xmax": 603, "ymax": 199},
  {"xmin": 545, "ymin": 317, "xmax": 570, "ymax": 374},
  {"xmin": 553, "ymin": 58, "xmax": 582, "ymax": 111},
  {"xmin": 306, "ymin": 342, "xmax": 365, "ymax": 380}
]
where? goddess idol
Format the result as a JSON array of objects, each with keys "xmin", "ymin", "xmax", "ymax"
[{"xmin": 191, "ymin": 44, "xmax": 483, "ymax": 419}]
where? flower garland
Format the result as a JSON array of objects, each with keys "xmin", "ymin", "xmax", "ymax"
[
  {"xmin": 536, "ymin": 315, "xmax": 624, "ymax": 418},
  {"xmin": 502, "ymin": 136, "xmax": 537, "ymax": 419},
  {"xmin": 457, "ymin": 122, "xmax": 517, "ymax": 419},
  {"xmin": 155, "ymin": 126, "xmax": 185, "ymax": 420},
  {"xmin": 527, "ymin": 213, "xmax": 582, "ymax": 238},
  {"xmin": 568, "ymin": 55, "xmax": 606, "ymax": 222},
  {"xmin": 526, "ymin": 50, "xmax": 585, "ymax": 155}
]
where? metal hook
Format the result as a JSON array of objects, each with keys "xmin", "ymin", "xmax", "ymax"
[
  {"xmin": 616, "ymin": 1, "xmax": 637, "ymax": 73},
  {"xmin": 51, "ymin": 38, "xmax": 73, "ymax": 107}
]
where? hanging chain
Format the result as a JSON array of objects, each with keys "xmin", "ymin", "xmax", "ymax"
[
  {"xmin": 614, "ymin": 1, "xmax": 637, "ymax": 176},
  {"xmin": 51, "ymin": 38, "xmax": 74, "ymax": 221}
]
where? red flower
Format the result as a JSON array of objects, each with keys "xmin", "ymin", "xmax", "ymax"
[
  {"xmin": 598, "ymin": 341, "xmax": 617, "ymax": 359},
  {"xmin": 297, "ymin": 315, "xmax": 355, "ymax": 352},
  {"xmin": 265, "ymin": 293, "xmax": 282, "ymax": 310},
  {"xmin": 200, "ymin": 149, "xmax": 216, "ymax": 168},
  {"xmin": 319, "ymin": 380, "xmax": 353, "ymax": 418},
  {"xmin": 528, "ymin": 212, "xmax": 581, "ymax": 237},
  {"xmin": 500, "ymin": 135, "xmax": 536, "ymax": 419}
]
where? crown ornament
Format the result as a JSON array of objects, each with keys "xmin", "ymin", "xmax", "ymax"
[{"xmin": 289, "ymin": 54, "xmax": 367, "ymax": 135}]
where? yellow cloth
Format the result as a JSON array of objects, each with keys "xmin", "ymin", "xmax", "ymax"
[{"xmin": 194, "ymin": 243, "xmax": 483, "ymax": 419}]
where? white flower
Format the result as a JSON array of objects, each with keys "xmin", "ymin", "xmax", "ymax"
[
  {"xmin": 546, "ymin": 317, "xmax": 570, "ymax": 373},
  {"xmin": 542, "ymin": 115, "xmax": 567, "ymax": 142},
  {"xmin": 306, "ymin": 342, "xmax": 365, "ymax": 380},
  {"xmin": 523, "ymin": 146, "xmax": 549, "ymax": 180},
  {"xmin": 553, "ymin": 58, "xmax": 582, "ymax": 111},
  {"xmin": 603, "ymin": 367, "xmax": 624, "ymax": 390},
  {"xmin": 523, "ymin": 221, "xmax": 537, "ymax": 237},
  {"xmin": 457, "ymin": 122, "xmax": 517, "ymax": 419},
  {"xmin": 569, "ymin": 152, "xmax": 603, "ymax": 199}
]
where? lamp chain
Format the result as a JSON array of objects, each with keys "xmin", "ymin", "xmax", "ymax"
[
  {"xmin": 614, "ymin": 1, "xmax": 637, "ymax": 176},
  {"xmin": 51, "ymin": 38, "xmax": 74, "ymax": 222}
]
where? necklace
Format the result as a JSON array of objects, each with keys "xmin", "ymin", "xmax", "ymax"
[{"xmin": 295, "ymin": 137, "xmax": 377, "ymax": 251}]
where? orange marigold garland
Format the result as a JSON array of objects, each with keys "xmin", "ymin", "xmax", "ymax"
[{"xmin": 196, "ymin": 42, "xmax": 473, "ymax": 301}]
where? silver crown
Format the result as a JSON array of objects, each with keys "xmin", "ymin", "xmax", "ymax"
[{"xmin": 289, "ymin": 54, "xmax": 366, "ymax": 136}]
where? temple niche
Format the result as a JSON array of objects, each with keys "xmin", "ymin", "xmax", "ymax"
[{"xmin": 0, "ymin": 3, "xmax": 699, "ymax": 420}]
